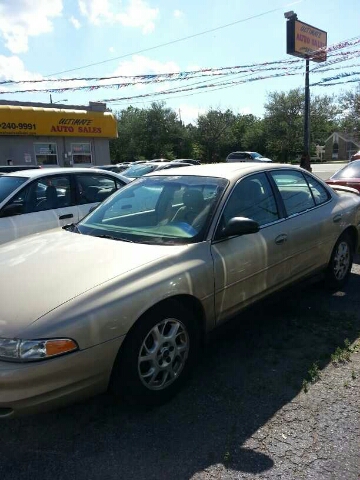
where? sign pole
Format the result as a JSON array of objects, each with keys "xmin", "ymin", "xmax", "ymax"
[{"xmin": 303, "ymin": 58, "xmax": 311, "ymax": 171}]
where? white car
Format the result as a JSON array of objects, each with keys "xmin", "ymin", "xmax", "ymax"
[
  {"xmin": 226, "ymin": 151, "xmax": 273, "ymax": 163},
  {"xmin": 0, "ymin": 167, "xmax": 129, "ymax": 245}
]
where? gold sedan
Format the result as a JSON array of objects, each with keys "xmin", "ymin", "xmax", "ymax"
[{"xmin": 0, "ymin": 163, "xmax": 359, "ymax": 417}]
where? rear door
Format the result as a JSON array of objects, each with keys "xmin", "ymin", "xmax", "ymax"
[
  {"xmin": 211, "ymin": 172, "xmax": 289, "ymax": 324},
  {"xmin": 268, "ymin": 170, "xmax": 335, "ymax": 279},
  {"xmin": 0, "ymin": 174, "xmax": 78, "ymax": 244}
]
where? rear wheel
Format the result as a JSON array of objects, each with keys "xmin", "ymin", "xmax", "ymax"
[
  {"xmin": 325, "ymin": 232, "xmax": 353, "ymax": 290},
  {"xmin": 110, "ymin": 300, "xmax": 200, "ymax": 406}
]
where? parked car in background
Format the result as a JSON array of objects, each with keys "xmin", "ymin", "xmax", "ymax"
[
  {"xmin": 149, "ymin": 158, "xmax": 169, "ymax": 163},
  {"xmin": 226, "ymin": 151, "xmax": 273, "ymax": 163},
  {"xmin": 350, "ymin": 151, "xmax": 360, "ymax": 162},
  {"xmin": 171, "ymin": 159, "xmax": 201, "ymax": 165},
  {"xmin": 0, "ymin": 165, "xmax": 42, "ymax": 173},
  {"xmin": 0, "ymin": 168, "xmax": 129, "ymax": 245},
  {"xmin": 157, "ymin": 162, "xmax": 195, "ymax": 170},
  {"xmin": 0, "ymin": 163, "xmax": 359, "ymax": 417},
  {"xmin": 325, "ymin": 160, "xmax": 360, "ymax": 193},
  {"xmin": 91, "ymin": 165, "xmax": 127, "ymax": 173},
  {"xmin": 122, "ymin": 161, "xmax": 198, "ymax": 180}
]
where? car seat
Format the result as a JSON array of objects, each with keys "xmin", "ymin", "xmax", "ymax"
[{"xmin": 172, "ymin": 189, "xmax": 206, "ymax": 225}]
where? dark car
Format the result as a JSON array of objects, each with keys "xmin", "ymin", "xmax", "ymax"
[
  {"xmin": 0, "ymin": 165, "xmax": 42, "ymax": 173},
  {"xmin": 325, "ymin": 160, "xmax": 360, "ymax": 193}
]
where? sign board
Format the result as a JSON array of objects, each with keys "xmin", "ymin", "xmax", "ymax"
[
  {"xmin": 24, "ymin": 153, "xmax": 32, "ymax": 163},
  {"xmin": 0, "ymin": 106, "xmax": 118, "ymax": 138},
  {"xmin": 287, "ymin": 19, "xmax": 327, "ymax": 62}
]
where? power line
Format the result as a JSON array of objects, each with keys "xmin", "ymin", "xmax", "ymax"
[{"xmin": 42, "ymin": 4, "xmax": 302, "ymax": 78}]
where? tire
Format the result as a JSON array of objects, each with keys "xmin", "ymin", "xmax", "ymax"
[
  {"xmin": 325, "ymin": 232, "xmax": 353, "ymax": 290},
  {"xmin": 110, "ymin": 300, "xmax": 200, "ymax": 406}
]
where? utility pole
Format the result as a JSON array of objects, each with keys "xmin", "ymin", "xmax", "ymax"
[
  {"xmin": 303, "ymin": 58, "xmax": 311, "ymax": 171},
  {"xmin": 285, "ymin": 12, "xmax": 327, "ymax": 172},
  {"xmin": 50, "ymin": 94, "xmax": 53, "ymax": 104}
]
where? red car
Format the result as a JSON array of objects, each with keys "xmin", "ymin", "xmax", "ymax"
[
  {"xmin": 350, "ymin": 151, "xmax": 360, "ymax": 162},
  {"xmin": 326, "ymin": 159, "xmax": 360, "ymax": 193}
]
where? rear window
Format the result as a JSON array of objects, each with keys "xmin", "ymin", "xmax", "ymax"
[
  {"xmin": 227, "ymin": 153, "xmax": 248, "ymax": 160},
  {"xmin": 0, "ymin": 176, "xmax": 28, "ymax": 203},
  {"xmin": 332, "ymin": 161, "xmax": 360, "ymax": 180}
]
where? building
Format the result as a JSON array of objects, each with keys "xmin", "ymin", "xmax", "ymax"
[
  {"xmin": 324, "ymin": 132, "xmax": 360, "ymax": 162},
  {"xmin": 0, "ymin": 100, "xmax": 118, "ymax": 167}
]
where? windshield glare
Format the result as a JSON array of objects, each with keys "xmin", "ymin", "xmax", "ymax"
[
  {"xmin": 0, "ymin": 176, "xmax": 28, "ymax": 204},
  {"xmin": 332, "ymin": 161, "xmax": 360, "ymax": 179},
  {"xmin": 78, "ymin": 175, "xmax": 228, "ymax": 244}
]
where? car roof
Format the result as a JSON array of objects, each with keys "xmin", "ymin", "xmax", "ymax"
[
  {"xmin": 147, "ymin": 162, "xmax": 301, "ymax": 180},
  {"xmin": 5, "ymin": 167, "xmax": 129, "ymax": 180}
]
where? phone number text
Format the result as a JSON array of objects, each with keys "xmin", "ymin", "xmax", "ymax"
[{"xmin": 0, "ymin": 123, "xmax": 37, "ymax": 130}]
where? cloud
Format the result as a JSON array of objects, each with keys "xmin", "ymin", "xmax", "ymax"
[
  {"xmin": 70, "ymin": 16, "xmax": 81, "ymax": 29},
  {"xmin": 112, "ymin": 55, "xmax": 179, "ymax": 77},
  {"xmin": 178, "ymin": 104, "xmax": 206, "ymax": 125},
  {"xmin": 173, "ymin": 9, "xmax": 184, "ymax": 18},
  {"xmin": 78, "ymin": 0, "xmax": 159, "ymax": 33},
  {"xmin": 0, "ymin": 56, "xmax": 41, "ymax": 82},
  {"xmin": 0, "ymin": 0, "xmax": 63, "ymax": 54}
]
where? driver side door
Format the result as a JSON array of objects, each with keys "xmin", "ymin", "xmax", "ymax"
[{"xmin": 211, "ymin": 172, "xmax": 289, "ymax": 324}]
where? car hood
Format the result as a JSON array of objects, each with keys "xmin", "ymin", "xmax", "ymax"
[{"xmin": 0, "ymin": 230, "xmax": 187, "ymax": 337}]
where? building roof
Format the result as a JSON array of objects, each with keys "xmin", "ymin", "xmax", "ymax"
[{"xmin": 325, "ymin": 132, "xmax": 360, "ymax": 147}]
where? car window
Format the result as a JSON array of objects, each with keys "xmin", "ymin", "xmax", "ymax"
[
  {"xmin": 331, "ymin": 161, "xmax": 360, "ymax": 179},
  {"xmin": 218, "ymin": 172, "xmax": 279, "ymax": 232},
  {"xmin": 0, "ymin": 176, "xmax": 28, "ymax": 203},
  {"xmin": 227, "ymin": 152, "xmax": 247, "ymax": 160},
  {"xmin": 270, "ymin": 170, "xmax": 315, "ymax": 216},
  {"xmin": 78, "ymin": 175, "xmax": 228, "ymax": 245},
  {"xmin": 304, "ymin": 174, "xmax": 331, "ymax": 205},
  {"xmin": 75, "ymin": 174, "xmax": 118, "ymax": 204},
  {"xmin": 8, "ymin": 175, "xmax": 72, "ymax": 214}
]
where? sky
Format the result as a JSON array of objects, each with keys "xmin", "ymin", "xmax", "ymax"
[{"xmin": 0, "ymin": 0, "xmax": 359, "ymax": 124}]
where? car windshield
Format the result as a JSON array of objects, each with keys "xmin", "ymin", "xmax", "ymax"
[
  {"xmin": 0, "ymin": 175, "xmax": 28, "ymax": 203},
  {"xmin": 77, "ymin": 175, "xmax": 228, "ymax": 245},
  {"xmin": 122, "ymin": 164, "xmax": 157, "ymax": 178},
  {"xmin": 250, "ymin": 152, "xmax": 262, "ymax": 158},
  {"xmin": 332, "ymin": 161, "xmax": 360, "ymax": 179}
]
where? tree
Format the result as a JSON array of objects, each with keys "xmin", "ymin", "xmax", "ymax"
[
  {"xmin": 196, "ymin": 109, "xmax": 236, "ymax": 162},
  {"xmin": 263, "ymin": 89, "xmax": 304, "ymax": 162},
  {"xmin": 338, "ymin": 84, "xmax": 360, "ymax": 136}
]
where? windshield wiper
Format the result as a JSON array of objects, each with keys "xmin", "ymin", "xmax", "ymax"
[
  {"xmin": 62, "ymin": 223, "xmax": 81, "ymax": 233},
  {"xmin": 95, "ymin": 234, "xmax": 134, "ymax": 242}
]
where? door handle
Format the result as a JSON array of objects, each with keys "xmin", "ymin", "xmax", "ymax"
[
  {"xmin": 333, "ymin": 214, "xmax": 342, "ymax": 223},
  {"xmin": 59, "ymin": 213, "xmax": 74, "ymax": 220},
  {"xmin": 275, "ymin": 234, "xmax": 288, "ymax": 245}
]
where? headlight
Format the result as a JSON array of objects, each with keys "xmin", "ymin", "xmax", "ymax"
[{"xmin": 0, "ymin": 338, "xmax": 78, "ymax": 362}]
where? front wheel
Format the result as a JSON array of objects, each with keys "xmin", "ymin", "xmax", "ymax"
[
  {"xmin": 325, "ymin": 232, "xmax": 353, "ymax": 290},
  {"xmin": 110, "ymin": 300, "xmax": 200, "ymax": 406}
]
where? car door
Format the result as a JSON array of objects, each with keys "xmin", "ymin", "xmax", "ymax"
[
  {"xmin": 268, "ymin": 169, "xmax": 335, "ymax": 280},
  {"xmin": 211, "ymin": 172, "xmax": 289, "ymax": 324},
  {"xmin": 74, "ymin": 173, "xmax": 125, "ymax": 220},
  {"xmin": 0, "ymin": 174, "xmax": 79, "ymax": 245}
]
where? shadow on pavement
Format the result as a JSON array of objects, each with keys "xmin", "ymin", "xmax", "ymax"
[{"xmin": 1, "ymin": 263, "xmax": 360, "ymax": 480}]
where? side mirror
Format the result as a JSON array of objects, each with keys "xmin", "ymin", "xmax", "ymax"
[
  {"xmin": 0, "ymin": 203, "xmax": 23, "ymax": 218},
  {"xmin": 221, "ymin": 216, "xmax": 260, "ymax": 238}
]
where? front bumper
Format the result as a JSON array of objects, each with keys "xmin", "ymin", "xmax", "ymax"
[{"xmin": 0, "ymin": 335, "xmax": 124, "ymax": 418}]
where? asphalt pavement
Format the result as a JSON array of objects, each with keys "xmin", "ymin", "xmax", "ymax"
[{"xmin": 1, "ymin": 256, "xmax": 359, "ymax": 480}]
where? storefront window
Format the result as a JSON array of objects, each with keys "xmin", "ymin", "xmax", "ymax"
[
  {"xmin": 34, "ymin": 143, "xmax": 58, "ymax": 166},
  {"xmin": 72, "ymin": 143, "xmax": 92, "ymax": 165}
]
